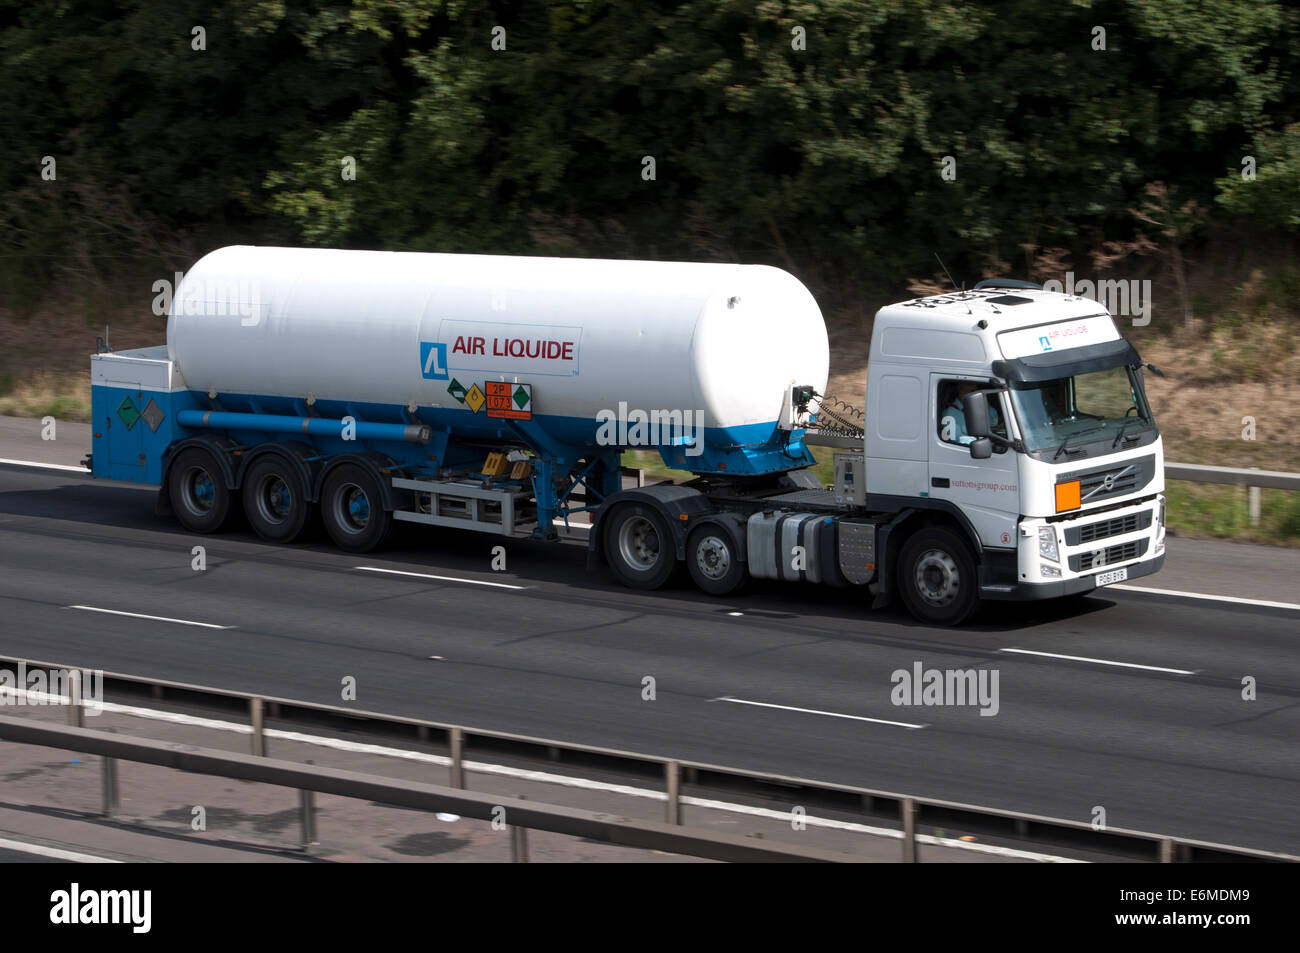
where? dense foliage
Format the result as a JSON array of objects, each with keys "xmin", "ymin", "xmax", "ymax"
[{"xmin": 3, "ymin": 0, "xmax": 1297, "ymax": 306}]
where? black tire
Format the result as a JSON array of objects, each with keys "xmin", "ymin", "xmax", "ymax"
[
  {"xmin": 167, "ymin": 447, "xmax": 236, "ymax": 534},
  {"xmin": 896, "ymin": 526, "xmax": 980, "ymax": 626},
  {"xmin": 241, "ymin": 453, "xmax": 311, "ymax": 543},
  {"xmin": 602, "ymin": 503, "xmax": 677, "ymax": 590},
  {"xmin": 320, "ymin": 464, "xmax": 392, "ymax": 553},
  {"xmin": 685, "ymin": 524, "xmax": 748, "ymax": 596}
]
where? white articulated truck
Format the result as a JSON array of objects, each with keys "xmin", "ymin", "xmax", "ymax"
[{"xmin": 89, "ymin": 247, "xmax": 1165, "ymax": 625}]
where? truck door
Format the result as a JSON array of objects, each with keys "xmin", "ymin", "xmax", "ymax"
[{"xmin": 927, "ymin": 374, "xmax": 1019, "ymax": 549}]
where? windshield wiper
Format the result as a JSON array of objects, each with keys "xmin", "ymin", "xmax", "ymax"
[
  {"xmin": 1111, "ymin": 417, "xmax": 1147, "ymax": 448},
  {"xmin": 1053, "ymin": 426, "xmax": 1105, "ymax": 460}
]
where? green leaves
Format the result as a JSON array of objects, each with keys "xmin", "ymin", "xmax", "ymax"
[{"xmin": 3, "ymin": 0, "xmax": 1298, "ymax": 296}]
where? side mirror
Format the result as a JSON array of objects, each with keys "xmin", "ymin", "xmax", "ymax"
[
  {"xmin": 969, "ymin": 437, "xmax": 993, "ymax": 459},
  {"xmin": 964, "ymin": 391, "xmax": 992, "ymax": 437}
]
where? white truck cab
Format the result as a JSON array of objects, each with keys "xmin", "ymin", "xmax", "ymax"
[{"xmin": 862, "ymin": 281, "xmax": 1165, "ymax": 616}]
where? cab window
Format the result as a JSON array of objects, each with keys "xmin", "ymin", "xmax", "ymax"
[{"xmin": 937, "ymin": 380, "xmax": 1008, "ymax": 449}]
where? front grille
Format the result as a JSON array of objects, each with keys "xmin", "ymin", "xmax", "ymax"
[
  {"xmin": 1066, "ymin": 510, "xmax": 1153, "ymax": 546},
  {"xmin": 1059, "ymin": 454, "xmax": 1155, "ymax": 505},
  {"xmin": 1069, "ymin": 538, "xmax": 1149, "ymax": 572},
  {"xmin": 1080, "ymin": 466, "xmax": 1139, "ymax": 500}
]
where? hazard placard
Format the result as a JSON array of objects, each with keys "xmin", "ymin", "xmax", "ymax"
[
  {"xmin": 485, "ymin": 381, "xmax": 532, "ymax": 420},
  {"xmin": 464, "ymin": 383, "xmax": 486, "ymax": 414}
]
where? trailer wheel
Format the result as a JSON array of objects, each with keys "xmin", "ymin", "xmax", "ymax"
[
  {"xmin": 686, "ymin": 525, "xmax": 748, "ymax": 596},
  {"xmin": 242, "ymin": 455, "xmax": 311, "ymax": 544},
  {"xmin": 168, "ymin": 447, "xmax": 236, "ymax": 534},
  {"xmin": 897, "ymin": 526, "xmax": 979, "ymax": 626},
  {"xmin": 321, "ymin": 464, "xmax": 392, "ymax": 552},
  {"xmin": 603, "ymin": 504, "xmax": 677, "ymax": 590}
]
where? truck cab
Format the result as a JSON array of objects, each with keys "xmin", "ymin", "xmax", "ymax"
[{"xmin": 861, "ymin": 282, "xmax": 1165, "ymax": 620}]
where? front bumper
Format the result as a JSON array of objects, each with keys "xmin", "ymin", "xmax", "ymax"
[
  {"xmin": 981, "ymin": 495, "xmax": 1165, "ymax": 601},
  {"xmin": 982, "ymin": 551, "xmax": 1165, "ymax": 600}
]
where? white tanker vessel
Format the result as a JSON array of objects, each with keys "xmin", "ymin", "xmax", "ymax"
[{"xmin": 89, "ymin": 246, "xmax": 1167, "ymax": 624}]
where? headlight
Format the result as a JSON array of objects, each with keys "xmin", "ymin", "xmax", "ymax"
[
  {"xmin": 1041, "ymin": 565, "xmax": 1062, "ymax": 577},
  {"xmin": 1038, "ymin": 526, "xmax": 1059, "ymax": 561}
]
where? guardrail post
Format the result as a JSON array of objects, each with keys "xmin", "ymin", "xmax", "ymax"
[
  {"xmin": 250, "ymin": 697, "xmax": 265, "ymax": 757},
  {"xmin": 901, "ymin": 797, "xmax": 918, "ymax": 863},
  {"xmin": 449, "ymin": 727, "xmax": 465, "ymax": 789},
  {"xmin": 67, "ymin": 669, "xmax": 83, "ymax": 728},
  {"xmin": 509, "ymin": 794, "xmax": 529, "ymax": 862},
  {"xmin": 1158, "ymin": 837, "xmax": 1175, "ymax": 863},
  {"xmin": 665, "ymin": 761, "xmax": 681, "ymax": 825},
  {"xmin": 1249, "ymin": 467, "xmax": 1261, "ymax": 527},
  {"xmin": 101, "ymin": 757, "xmax": 119, "ymax": 815},
  {"xmin": 300, "ymin": 789, "xmax": 317, "ymax": 848},
  {"xmin": 510, "ymin": 824, "xmax": 529, "ymax": 862}
]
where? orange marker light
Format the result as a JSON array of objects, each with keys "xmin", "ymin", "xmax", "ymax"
[{"xmin": 1055, "ymin": 480, "xmax": 1081, "ymax": 512}]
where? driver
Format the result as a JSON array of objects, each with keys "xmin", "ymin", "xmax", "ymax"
[{"xmin": 941, "ymin": 382, "xmax": 1001, "ymax": 445}]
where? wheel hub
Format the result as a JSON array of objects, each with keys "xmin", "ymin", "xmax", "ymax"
[
  {"xmin": 617, "ymin": 516, "xmax": 661, "ymax": 570},
  {"xmin": 337, "ymin": 484, "xmax": 370, "ymax": 531},
  {"xmin": 695, "ymin": 535, "xmax": 730, "ymax": 580},
  {"xmin": 914, "ymin": 549, "xmax": 961, "ymax": 606},
  {"xmin": 182, "ymin": 467, "xmax": 215, "ymax": 514},
  {"xmin": 259, "ymin": 476, "xmax": 292, "ymax": 521}
]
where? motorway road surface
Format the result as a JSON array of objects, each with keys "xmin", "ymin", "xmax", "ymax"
[{"xmin": 0, "ymin": 427, "xmax": 1297, "ymax": 855}]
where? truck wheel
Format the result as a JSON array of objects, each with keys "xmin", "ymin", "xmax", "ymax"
[
  {"xmin": 686, "ymin": 525, "xmax": 748, "ymax": 596},
  {"xmin": 897, "ymin": 526, "xmax": 979, "ymax": 626},
  {"xmin": 168, "ymin": 447, "xmax": 235, "ymax": 534},
  {"xmin": 603, "ymin": 504, "xmax": 677, "ymax": 590},
  {"xmin": 321, "ymin": 464, "xmax": 392, "ymax": 552},
  {"xmin": 242, "ymin": 455, "xmax": 311, "ymax": 543}
]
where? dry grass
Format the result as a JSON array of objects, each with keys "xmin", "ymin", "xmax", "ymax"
[
  {"xmin": 0, "ymin": 293, "xmax": 164, "ymax": 423},
  {"xmin": 0, "ymin": 371, "xmax": 91, "ymax": 420}
]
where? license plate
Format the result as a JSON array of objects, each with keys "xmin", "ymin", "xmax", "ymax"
[{"xmin": 1096, "ymin": 567, "xmax": 1128, "ymax": 586}]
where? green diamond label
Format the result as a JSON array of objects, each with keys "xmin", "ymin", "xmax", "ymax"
[
  {"xmin": 117, "ymin": 396, "xmax": 140, "ymax": 429},
  {"xmin": 447, "ymin": 378, "xmax": 467, "ymax": 404},
  {"xmin": 513, "ymin": 385, "xmax": 531, "ymax": 409}
]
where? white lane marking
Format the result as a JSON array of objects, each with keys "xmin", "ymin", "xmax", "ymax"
[
  {"xmin": 354, "ymin": 566, "xmax": 527, "ymax": 590},
  {"xmin": 716, "ymin": 696, "xmax": 926, "ymax": 729},
  {"xmin": 0, "ymin": 835, "xmax": 122, "ymax": 863},
  {"xmin": 3, "ymin": 688, "xmax": 1068, "ymax": 863},
  {"xmin": 999, "ymin": 648, "xmax": 1194, "ymax": 675},
  {"xmin": 0, "ymin": 457, "xmax": 90, "ymax": 473},
  {"xmin": 1112, "ymin": 584, "xmax": 1300, "ymax": 612},
  {"xmin": 67, "ymin": 605, "xmax": 233, "ymax": 630}
]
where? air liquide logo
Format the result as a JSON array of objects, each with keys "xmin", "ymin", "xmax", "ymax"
[
  {"xmin": 420, "ymin": 342, "xmax": 449, "ymax": 380},
  {"xmin": 50, "ymin": 884, "xmax": 151, "ymax": 933}
]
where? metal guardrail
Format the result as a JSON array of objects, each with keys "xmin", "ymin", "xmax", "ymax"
[
  {"xmin": 0, "ymin": 655, "xmax": 1294, "ymax": 863},
  {"xmin": 0, "ymin": 714, "xmax": 844, "ymax": 863},
  {"xmin": 1164, "ymin": 462, "xmax": 1300, "ymax": 491}
]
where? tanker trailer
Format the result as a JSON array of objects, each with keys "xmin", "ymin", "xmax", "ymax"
[{"xmin": 89, "ymin": 245, "xmax": 828, "ymax": 552}]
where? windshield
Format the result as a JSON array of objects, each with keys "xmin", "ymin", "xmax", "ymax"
[{"xmin": 1007, "ymin": 365, "xmax": 1154, "ymax": 455}]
